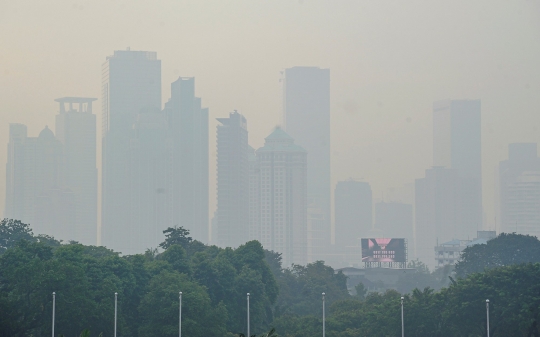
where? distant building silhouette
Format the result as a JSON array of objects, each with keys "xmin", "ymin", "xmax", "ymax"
[
  {"xmin": 54, "ymin": 97, "xmax": 98, "ymax": 244},
  {"xmin": 129, "ymin": 109, "xmax": 169, "ymax": 251},
  {"xmin": 415, "ymin": 167, "xmax": 460, "ymax": 264},
  {"xmin": 433, "ymin": 99, "xmax": 482, "ymax": 239},
  {"xmin": 498, "ymin": 143, "xmax": 540, "ymax": 237},
  {"xmin": 374, "ymin": 201, "xmax": 413, "ymax": 250},
  {"xmin": 283, "ymin": 67, "xmax": 331, "ymax": 252},
  {"xmin": 248, "ymin": 145, "xmax": 260, "ymax": 242},
  {"xmin": 255, "ymin": 127, "xmax": 307, "ymax": 266},
  {"xmin": 164, "ymin": 77, "xmax": 209, "ymax": 243},
  {"xmin": 5, "ymin": 124, "xmax": 73, "ymax": 240},
  {"xmin": 334, "ymin": 180, "xmax": 372, "ymax": 248},
  {"xmin": 101, "ymin": 50, "xmax": 161, "ymax": 254},
  {"xmin": 216, "ymin": 111, "xmax": 249, "ymax": 248}
]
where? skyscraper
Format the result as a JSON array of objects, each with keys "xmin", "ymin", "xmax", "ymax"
[
  {"xmin": 283, "ymin": 67, "xmax": 331, "ymax": 250},
  {"xmin": 374, "ymin": 201, "xmax": 413, "ymax": 247},
  {"xmin": 248, "ymin": 145, "xmax": 261, "ymax": 242},
  {"xmin": 415, "ymin": 167, "xmax": 460, "ymax": 264},
  {"xmin": 129, "ymin": 110, "xmax": 169, "ymax": 252},
  {"xmin": 334, "ymin": 180, "xmax": 372, "ymax": 248},
  {"xmin": 433, "ymin": 99, "xmax": 482, "ymax": 237},
  {"xmin": 498, "ymin": 143, "xmax": 540, "ymax": 237},
  {"xmin": 54, "ymin": 97, "xmax": 98, "ymax": 245},
  {"xmin": 101, "ymin": 50, "xmax": 161, "ymax": 253},
  {"xmin": 256, "ymin": 127, "xmax": 307, "ymax": 266},
  {"xmin": 216, "ymin": 111, "xmax": 249, "ymax": 248},
  {"xmin": 164, "ymin": 77, "xmax": 209, "ymax": 243},
  {"xmin": 4, "ymin": 124, "xmax": 70, "ymax": 239}
]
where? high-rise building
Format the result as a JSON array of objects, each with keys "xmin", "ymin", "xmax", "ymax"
[
  {"xmin": 256, "ymin": 127, "xmax": 307, "ymax": 266},
  {"xmin": 4, "ymin": 124, "xmax": 71, "ymax": 239},
  {"xmin": 216, "ymin": 111, "xmax": 249, "ymax": 248},
  {"xmin": 433, "ymin": 99, "xmax": 482, "ymax": 238},
  {"xmin": 165, "ymin": 77, "xmax": 209, "ymax": 243},
  {"xmin": 498, "ymin": 143, "xmax": 540, "ymax": 237},
  {"xmin": 374, "ymin": 201, "xmax": 413, "ymax": 248},
  {"xmin": 54, "ymin": 97, "xmax": 98, "ymax": 245},
  {"xmin": 129, "ymin": 110, "xmax": 169, "ymax": 252},
  {"xmin": 101, "ymin": 50, "xmax": 161, "ymax": 253},
  {"xmin": 283, "ymin": 67, "xmax": 331, "ymax": 250},
  {"xmin": 248, "ymin": 146, "xmax": 260, "ymax": 242},
  {"xmin": 415, "ymin": 167, "xmax": 460, "ymax": 265},
  {"xmin": 334, "ymin": 180, "xmax": 372, "ymax": 248}
]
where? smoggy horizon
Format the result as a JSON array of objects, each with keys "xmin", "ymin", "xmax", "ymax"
[{"xmin": 2, "ymin": 1, "xmax": 540, "ymax": 251}]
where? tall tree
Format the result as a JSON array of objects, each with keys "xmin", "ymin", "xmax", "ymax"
[
  {"xmin": 455, "ymin": 233, "xmax": 540, "ymax": 277},
  {"xmin": 0, "ymin": 219, "xmax": 35, "ymax": 254}
]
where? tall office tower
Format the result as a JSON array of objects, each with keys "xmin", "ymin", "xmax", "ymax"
[
  {"xmin": 283, "ymin": 67, "xmax": 331, "ymax": 250},
  {"xmin": 164, "ymin": 77, "xmax": 209, "ymax": 242},
  {"xmin": 248, "ymin": 146, "xmax": 261, "ymax": 242},
  {"xmin": 5, "ymin": 124, "xmax": 71, "ymax": 239},
  {"xmin": 216, "ymin": 111, "xmax": 249, "ymax": 248},
  {"xmin": 307, "ymin": 204, "xmax": 326, "ymax": 263},
  {"xmin": 54, "ymin": 97, "xmax": 98, "ymax": 245},
  {"xmin": 129, "ymin": 110, "xmax": 169, "ymax": 252},
  {"xmin": 433, "ymin": 99, "xmax": 482, "ymax": 239},
  {"xmin": 334, "ymin": 180, "xmax": 372, "ymax": 248},
  {"xmin": 415, "ymin": 167, "xmax": 460, "ymax": 265},
  {"xmin": 374, "ymin": 201, "xmax": 413, "ymax": 246},
  {"xmin": 498, "ymin": 143, "xmax": 540, "ymax": 237},
  {"xmin": 101, "ymin": 50, "xmax": 161, "ymax": 253},
  {"xmin": 256, "ymin": 127, "xmax": 307, "ymax": 266}
]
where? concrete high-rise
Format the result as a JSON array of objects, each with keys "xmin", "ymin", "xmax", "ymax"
[
  {"xmin": 129, "ymin": 110, "xmax": 169, "ymax": 252},
  {"xmin": 54, "ymin": 97, "xmax": 98, "ymax": 245},
  {"xmin": 334, "ymin": 180, "xmax": 372, "ymax": 248},
  {"xmin": 415, "ymin": 167, "xmax": 460, "ymax": 265},
  {"xmin": 165, "ymin": 77, "xmax": 209, "ymax": 243},
  {"xmin": 4, "ymin": 124, "xmax": 71, "ymax": 239},
  {"xmin": 433, "ymin": 99, "xmax": 482, "ymax": 238},
  {"xmin": 256, "ymin": 127, "xmax": 307, "ymax": 266},
  {"xmin": 498, "ymin": 143, "xmax": 540, "ymax": 237},
  {"xmin": 248, "ymin": 146, "xmax": 260, "ymax": 242},
  {"xmin": 283, "ymin": 67, "xmax": 331, "ymax": 250},
  {"xmin": 374, "ymin": 201, "xmax": 413, "ymax": 250},
  {"xmin": 101, "ymin": 50, "xmax": 161, "ymax": 253},
  {"xmin": 216, "ymin": 111, "xmax": 249, "ymax": 248}
]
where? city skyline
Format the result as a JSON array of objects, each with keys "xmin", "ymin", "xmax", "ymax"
[
  {"xmin": 2, "ymin": 1, "xmax": 539, "ymax": 236},
  {"xmin": 3, "ymin": 48, "xmax": 540, "ymax": 263}
]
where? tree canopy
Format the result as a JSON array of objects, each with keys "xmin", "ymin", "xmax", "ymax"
[{"xmin": 1, "ymin": 219, "xmax": 540, "ymax": 337}]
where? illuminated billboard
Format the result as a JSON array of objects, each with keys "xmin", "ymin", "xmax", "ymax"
[{"xmin": 361, "ymin": 238, "xmax": 406, "ymax": 262}]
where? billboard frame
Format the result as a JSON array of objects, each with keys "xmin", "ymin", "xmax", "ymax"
[{"xmin": 362, "ymin": 238, "xmax": 408, "ymax": 269}]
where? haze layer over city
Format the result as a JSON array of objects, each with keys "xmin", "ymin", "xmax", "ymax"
[
  {"xmin": 2, "ymin": 0, "xmax": 540, "ymax": 265},
  {"xmin": 5, "ymin": 1, "xmax": 540, "ymax": 336}
]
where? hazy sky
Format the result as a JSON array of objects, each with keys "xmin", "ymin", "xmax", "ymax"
[{"xmin": 1, "ymin": 0, "xmax": 540, "ymax": 231}]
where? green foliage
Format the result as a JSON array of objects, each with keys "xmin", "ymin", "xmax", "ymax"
[
  {"xmin": 160, "ymin": 226, "xmax": 193, "ymax": 250},
  {"xmin": 0, "ymin": 218, "xmax": 35, "ymax": 254},
  {"xmin": 138, "ymin": 271, "xmax": 227, "ymax": 337},
  {"xmin": 395, "ymin": 259, "xmax": 454, "ymax": 294},
  {"xmin": 354, "ymin": 282, "xmax": 367, "ymax": 300},
  {"xmin": 455, "ymin": 232, "xmax": 540, "ymax": 277},
  {"xmin": 3, "ymin": 220, "xmax": 540, "ymax": 336},
  {"xmin": 273, "ymin": 261, "xmax": 349, "ymax": 318}
]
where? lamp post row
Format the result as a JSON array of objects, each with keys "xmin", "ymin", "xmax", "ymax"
[{"xmin": 50, "ymin": 291, "xmax": 490, "ymax": 337}]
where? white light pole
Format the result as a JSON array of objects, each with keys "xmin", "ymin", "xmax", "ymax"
[
  {"xmin": 114, "ymin": 292, "xmax": 118, "ymax": 337},
  {"xmin": 179, "ymin": 292, "xmax": 182, "ymax": 337},
  {"xmin": 52, "ymin": 292, "xmax": 56, "ymax": 337},
  {"xmin": 322, "ymin": 293, "xmax": 326, "ymax": 337},
  {"xmin": 401, "ymin": 296, "xmax": 404, "ymax": 337},
  {"xmin": 486, "ymin": 299, "xmax": 490, "ymax": 337},
  {"xmin": 247, "ymin": 293, "xmax": 250, "ymax": 337}
]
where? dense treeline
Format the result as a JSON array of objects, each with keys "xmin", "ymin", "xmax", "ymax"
[{"xmin": 1, "ymin": 219, "xmax": 540, "ymax": 336}]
